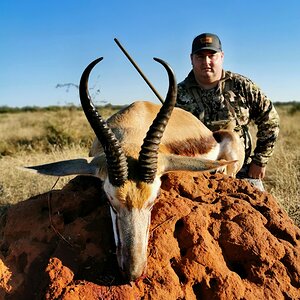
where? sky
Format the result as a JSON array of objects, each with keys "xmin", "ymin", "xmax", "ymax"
[{"xmin": 1, "ymin": 0, "xmax": 299, "ymax": 107}]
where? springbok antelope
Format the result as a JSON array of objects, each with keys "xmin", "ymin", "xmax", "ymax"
[{"xmin": 26, "ymin": 57, "xmax": 244, "ymax": 281}]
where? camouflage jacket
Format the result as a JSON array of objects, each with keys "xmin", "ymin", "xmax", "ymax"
[{"xmin": 176, "ymin": 70, "xmax": 280, "ymax": 167}]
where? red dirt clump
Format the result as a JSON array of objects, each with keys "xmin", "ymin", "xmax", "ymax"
[{"xmin": 0, "ymin": 172, "xmax": 299, "ymax": 299}]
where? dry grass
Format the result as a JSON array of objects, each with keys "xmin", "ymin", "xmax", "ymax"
[
  {"xmin": 0, "ymin": 148, "xmax": 84, "ymax": 204},
  {"xmin": 0, "ymin": 104, "xmax": 299, "ymax": 226},
  {"xmin": 263, "ymin": 105, "xmax": 300, "ymax": 225},
  {"xmin": 0, "ymin": 106, "xmax": 115, "ymax": 205}
]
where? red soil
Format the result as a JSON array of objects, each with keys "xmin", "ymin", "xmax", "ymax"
[{"xmin": 0, "ymin": 172, "xmax": 299, "ymax": 299}]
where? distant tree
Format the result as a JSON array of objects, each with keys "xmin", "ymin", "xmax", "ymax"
[
  {"xmin": 55, "ymin": 83, "xmax": 79, "ymax": 92},
  {"xmin": 56, "ymin": 77, "xmax": 108, "ymax": 105}
]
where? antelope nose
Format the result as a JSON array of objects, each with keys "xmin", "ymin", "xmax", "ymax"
[{"xmin": 121, "ymin": 262, "xmax": 147, "ymax": 282}]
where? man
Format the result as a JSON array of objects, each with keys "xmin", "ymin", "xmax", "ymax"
[{"xmin": 176, "ymin": 33, "xmax": 280, "ymax": 190}]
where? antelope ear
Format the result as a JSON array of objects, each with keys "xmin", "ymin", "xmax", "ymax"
[
  {"xmin": 158, "ymin": 153, "xmax": 236, "ymax": 174},
  {"xmin": 22, "ymin": 155, "xmax": 107, "ymax": 178}
]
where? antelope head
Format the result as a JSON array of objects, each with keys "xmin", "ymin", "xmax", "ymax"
[{"xmin": 79, "ymin": 57, "xmax": 178, "ymax": 281}]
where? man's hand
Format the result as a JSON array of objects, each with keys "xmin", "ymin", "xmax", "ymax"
[{"xmin": 248, "ymin": 162, "xmax": 266, "ymax": 179}]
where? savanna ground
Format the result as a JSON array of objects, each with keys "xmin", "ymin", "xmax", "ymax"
[{"xmin": 0, "ymin": 103, "xmax": 299, "ymax": 226}]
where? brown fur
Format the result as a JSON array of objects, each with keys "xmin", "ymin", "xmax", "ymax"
[
  {"xmin": 90, "ymin": 102, "xmax": 215, "ymax": 157},
  {"xmin": 164, "ymin": 136, "xmax": 216, "ymax": 156},
  {"xmin": 213, "ymin": 130, "xmax": 233, "ymax": 143},
  {"xmin": 115, "ymin": 181, "xmax": 153, "ymax": 209}
]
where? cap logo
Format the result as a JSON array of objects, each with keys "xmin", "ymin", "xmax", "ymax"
[{"xmin": 200, "ymin": 37, "xmax": 213, "ymax": 44}]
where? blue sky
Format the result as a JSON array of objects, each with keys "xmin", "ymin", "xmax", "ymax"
[{"xmin": 1, "ymin": 0, "xmax": 299, "ymax": 107}]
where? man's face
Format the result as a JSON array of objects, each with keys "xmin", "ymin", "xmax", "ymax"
[{"xmin": 191, "ymin": 50, "xmax": 224, "ymax": 87}]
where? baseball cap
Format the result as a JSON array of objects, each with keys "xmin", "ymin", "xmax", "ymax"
[{"xmin": 191, "ymin": 33, "xmax": 222, "ymax": 54}]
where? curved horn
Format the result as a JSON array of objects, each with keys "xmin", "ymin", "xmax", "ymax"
[
  {"xmin": 79, "ymin": 57, "xmax": 128, "ymax": 186},
  {"xmin": 138, "ymin": 58, "xmax": 177, "ymax": 183}
]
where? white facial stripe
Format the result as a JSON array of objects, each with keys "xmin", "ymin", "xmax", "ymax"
[
  {"xmin": 117, "ymin": 206, "xmax": 152, "ymax": 273},
  {"xmin": 110, "ymin": 207, "xmax": 119, "ymax": 247}
]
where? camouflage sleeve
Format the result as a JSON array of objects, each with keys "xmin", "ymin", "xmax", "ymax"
[{"xmin": 246, "ymin": 82, "xmax": 280, "ymax": 167}]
